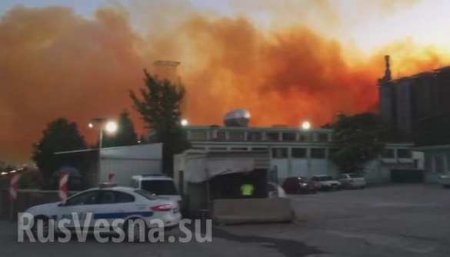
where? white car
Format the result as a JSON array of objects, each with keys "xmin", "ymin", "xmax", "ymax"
[
  {"xmin": 310, "ymin": 175, "xmax": 341, "ymax": 190},
  {"xmin": 338, "ymin": 173, "xmax": 367, "ymax": 189},
  {"xmin": 438, "ymin": 173, "xmax": 450, "ymax": 188},
  {"xmin": 25, "ymin": 185, "xmax": 181, "ymax": 232},
  {"xmin": 131, "ymin": 175, "xmax": 182, "ymax": 203}
]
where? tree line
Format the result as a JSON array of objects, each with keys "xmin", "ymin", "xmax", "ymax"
[{"xmin": 32, "ymin": 71, "xmax": 189, "ymax": 189}]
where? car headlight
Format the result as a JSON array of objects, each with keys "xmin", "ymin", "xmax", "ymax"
[{"xmin": 301, "ymin": 183, "xmax": 308, "ymax": 187}]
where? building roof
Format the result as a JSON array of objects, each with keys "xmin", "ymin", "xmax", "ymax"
[{"xmin": 387, "ymin": 65, "xmax": 450, "ymax": 84}]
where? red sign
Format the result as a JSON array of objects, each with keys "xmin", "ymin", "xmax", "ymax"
[
  {"xmin": 58, "ymin": 173, "xmax": 69, "ymax": 202},
  {"xmin": 9, "ymin": 174, "xmax": 21, "ymax": 201}
]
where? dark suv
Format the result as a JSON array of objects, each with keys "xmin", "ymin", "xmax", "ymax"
[{"xmin": 282, "ymin": 176, "xmax": 317, "ymax": 194}]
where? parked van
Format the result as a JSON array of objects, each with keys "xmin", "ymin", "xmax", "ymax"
[{"xmin": 130, "ymin": 175, "xmax": 182, "ymax": 203}]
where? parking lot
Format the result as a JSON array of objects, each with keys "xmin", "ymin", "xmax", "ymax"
[{"xmin": 1, "ymin": 185, "xmax": 449, "ymax": 257}]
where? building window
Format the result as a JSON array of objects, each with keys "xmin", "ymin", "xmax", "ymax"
[
  {"xmin": 211, "ymin": 130, "xmax": 226, "ymax": 141},
  {"xmin": 266, "ymin": 132, "xmax": 280, "ymax": 141},
  {"xmin": 209, "ymin": 147, "xmax": 227, "ymax": 151},
  {"xmin": 318, "ymin": 133, "xmax": 329, "ymax": 142},
  {"xmin": 282, "ymin": 132, "xmax": 296, "ymax": 141},
  {"xmin": 189, "ymin": 130, "xmax": 207, "ymax": 141},
  {"xmin": 291, "ymin": 148, "xmax": 307, "ymax": 158},
  {"xmin": 247, "ymin": 131, "xmax": 262, "ymax": 141},
  {"xmin": 298, "ymin": 134, "xmax": 309, "ymax": 142},
  {"xmin": 230, "ymin": 147, "xmax": 248, "ymax": 151},
  {"xmin": 397, "ymin": 149, "xmax": 412, "ymax": 158},
  {"xmin": 252, "ymin": 147, "xmax": 267, "ymax": 151},
  {"xmin": 382, "ymin": 149, "xmax": 395, "ymax": 158},
  {"xmin": 272, "ymin": 148, "xmax": 288, "ymax": 158},
  {"xmin": 229, "ymin": 131, "xmax": 245, "ymax": 141},
  {"xmin": 310, "ymin": 148, "xmax": 326, "ymax": 159}
]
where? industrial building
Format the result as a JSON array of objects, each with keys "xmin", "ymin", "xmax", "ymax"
[
  {"xmin": 379, "ymin": 56, "xmax": 450, "ymax": 182},
  {"xmin": 379, "ymin": 55, "xmax": 450, "ymax": 134},
  {"xmin": 178, "ymin": 109, "xmax": 422, "ymax": 186}
]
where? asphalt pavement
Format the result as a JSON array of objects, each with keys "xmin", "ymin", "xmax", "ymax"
[{"xmin": 1, "ymin": 184, "xmax": 449, "ymax": 257}]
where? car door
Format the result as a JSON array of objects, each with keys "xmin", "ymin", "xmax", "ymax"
[
  {"xmin": 57, "ymin": 190, "xmax": 100, "ymax": 228},
  {"xmin": 94, "ymin": 190, "xmax": 137, "ymax": 225}
]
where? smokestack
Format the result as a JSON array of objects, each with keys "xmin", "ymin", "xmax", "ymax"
[
  {"xmin": 153, "ymin": 60, "xmax": 180, "ymax": 82},
  {"xmin": 384, "ymin": 55, "xmax": 391, "ymax": 81}
]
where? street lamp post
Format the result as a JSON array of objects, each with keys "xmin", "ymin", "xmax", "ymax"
[
  {"xmin": 300, "ymin": 120, "xmax": 312, "ymax": 177},
  {"xmin": 89, "ymin": 118, "xmax": 118, "ymax": 183}
]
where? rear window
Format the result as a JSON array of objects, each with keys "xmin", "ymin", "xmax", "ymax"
[
  {"xmin": 134, "ymin": 189, "xmax": 157, "ymax": 200},
  {"xmin": 141, "ymin": 180, "xmax": 178, "ymax": 195}
]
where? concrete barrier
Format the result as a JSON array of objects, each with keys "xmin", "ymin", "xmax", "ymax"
[{"xmin": 212, "ymin": 198, "xmax": 294, "ymax": 225}]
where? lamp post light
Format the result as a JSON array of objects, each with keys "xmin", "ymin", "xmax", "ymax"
[
  {"xmin": 180, "ymin": 118, "xmax": 189, "ymax": 127},
  {"xmin": 89, "ymin": 118, "xmax": 118, "ymax": 149},
  {"xmin": 301, "ymin": 120, "xmax": 312, "ymax": 131}
]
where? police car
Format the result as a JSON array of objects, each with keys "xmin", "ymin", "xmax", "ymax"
[{"xmin": 25, "ymin": 185, "xmax": 181, "ymax": 232}]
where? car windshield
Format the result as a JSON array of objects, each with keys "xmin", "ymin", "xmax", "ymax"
[
  {"xmin": 319, "ymin": 176, "xmax": 333, "ymax": 181},
  {"xmin": 141, "ymin": 180, "xmax": 178, "ymax": 195},
  {"xmin": 349, "ymin": 174, "xmax": 362, "ymax": 178}
]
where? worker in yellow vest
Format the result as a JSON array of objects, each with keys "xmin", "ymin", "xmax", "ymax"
[{"xmin": 240, "ymin": 183, "xmax": 254, "ymax": 197}]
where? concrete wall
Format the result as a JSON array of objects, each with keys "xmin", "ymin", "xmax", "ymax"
[
  {"xmin": 99, "ymin": 143, "xmax": 162, "ymax": 185},
  {"xmin": 421, "ymin": 147, "xmax": 450, "ymax": 183},
  {"xmin": 379, "ymin": 82, "xmax": 396, "ymax": 126},
  {"xmin": 395, "ymin": 80, "xmax": 413, "ymax": 133},
  {"xmin": 213, "ymin": 198, "xmax": 293, "ymax": 225},
  {"xmin": 186, "ymin": 182, "xmax": 208, "ymax": 212}
]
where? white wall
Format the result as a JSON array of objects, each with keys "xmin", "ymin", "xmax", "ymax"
[
  {"xmin": 187, "ymin": 141, "xmax": 420, "ymax": 184},
  {"xmin": 290, "ymin": 159, "xmax": 309, "ymax": 177},
  {"xmin": 99, "ymin": 143, "xmax": 162, "ymax": 185},
  {"xmin": 272, "ymin": 159, "xmax": 331, "ymax": 182},
  {"xmin": 100, "ymin": 159, "xmax": 161, "ymax": 186}
]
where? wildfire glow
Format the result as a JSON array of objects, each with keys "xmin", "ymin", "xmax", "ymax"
[{"xmin": 2, "ymin": 0, "xmax": 450, "ymax": 161}]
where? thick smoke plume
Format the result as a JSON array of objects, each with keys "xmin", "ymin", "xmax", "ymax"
[{"xmin": 0, "ymin": 2, "xmax": 448, "ymax": 161}]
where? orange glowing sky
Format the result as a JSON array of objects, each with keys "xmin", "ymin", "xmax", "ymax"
[{"xmin": 2, "ymin": 0, "xmax": 450, "ymax": 163}]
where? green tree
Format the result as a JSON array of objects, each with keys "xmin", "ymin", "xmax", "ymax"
[
  {"xmin": 330, "ymin": 113, "xmax": 388, "ymax": 173},
  {"xmin": 130, "ymin": 71, "xmax": 190, "ymax": 176},
  {"xmin": 32, "ymin": 118, "xmax": 87, "ymax": 187},
  {"xmin": 103, "ymin": 110, "xmax": 138, "ymax": 147}
]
